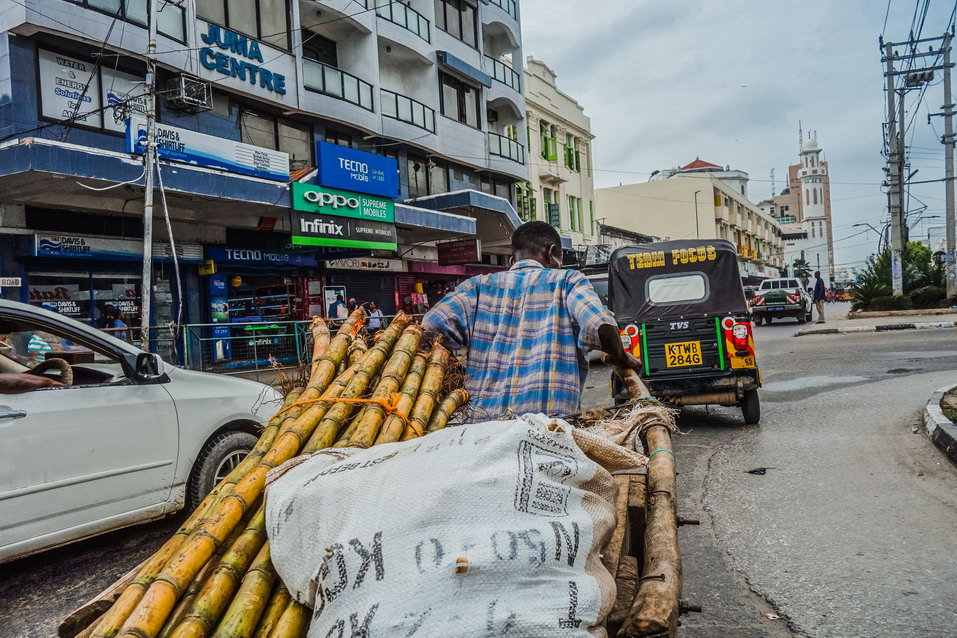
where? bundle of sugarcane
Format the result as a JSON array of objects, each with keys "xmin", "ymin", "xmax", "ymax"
[{"xmin": 64, "ymin": 311, "xmax": 468, "ymax": 638}]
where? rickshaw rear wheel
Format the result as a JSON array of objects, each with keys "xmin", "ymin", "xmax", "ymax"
[{"xmin": 741, "ymin": 388, "xmax": 761, "ymax": 424}]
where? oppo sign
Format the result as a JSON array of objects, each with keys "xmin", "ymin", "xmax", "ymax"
[
  {"xmin": 291, "ymin": 182, "xmax": 394, "ymax": 224},
  {"xmin": 302, "ymin": 189, "xmax": 360, "ymax": 210}
]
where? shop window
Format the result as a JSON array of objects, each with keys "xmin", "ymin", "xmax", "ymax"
[
  {"xmin": 241, "ymin": 110, "xmax": 313, "ymax": 169},
  {"xmin": 196, "ymin": 0, "xmax": 289, "ymax": 49},
  {"xmin": 434, "ymin": 0, "xmax": 477, "ymax": 47},
  {"xmin": 302, "ymin": 31, "xmax": 338, "ymax": 67},
  {"xmin": 430, "ymin": 162, "xmax": 450, "ymax": 195},
  {"xmin": 408, "ymin": 157, "xmax": 428, "ymax": 198},
  {"xmin": 439, "ymin": 72, "xmax": 480, "ymax": 129}
]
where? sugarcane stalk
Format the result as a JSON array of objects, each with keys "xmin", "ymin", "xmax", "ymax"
[
  {"xmin": 425, "ymin": 388, "xmax": 469, "ymax": 432},
  {"xmin": 346, "ymin": 325, "xmax": 423, "ymax": 448},
  {"xmin": 331, "ymin": 411, "xmax": 364, "ymax": 448},
  {"xmin": 374, "ymin": 352, "xmax": 428, "ymax": 445},
  {"xmin": 165, "ymin": 509, "xmax": 268, "ymax": 638},
  {"xmin": 111, "ymin": 315, "xmax": 368, "ymax": 638},
  {"xmin": 87, "ymin": 383, "xmax": 304, "ymax": 638},
  {"xmin": 346, "ymin": 337, "xmax": 368, "ymax": 367},
  {"xmin": 401, "ymin": 344, "xmax": 450, "ymax": 440},
  {"xmin": 158, "ymin": 514, "xmax": 250, "ymax": 638},
  {"xmin": 211, "ymin": 542, "xmax": 275, "ymax": 638},
  {"xmin": 302, "ymin": 313, "xmax": 411, "ymax": 453},
  {"xmin": 264, "ymin": 601, "xmax": 309, "ymax": 638},
  {"xmin": 251, "ymin": 584, "xmax": 289, "ymax": 638}
]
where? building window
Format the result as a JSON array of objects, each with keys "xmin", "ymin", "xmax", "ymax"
[
  {"xmin": 430, "ymin": 161, "xmax": 450, "ymax": 195},
  {"xmin": 434, "ymin": 0, "xmax": 477, "ymax": 47},
  {"xmin": 324, "ymin": 129, "xmax": 353, "ymax": 148},
  {"xmin": 67, "ymin": 0, "xmax": 186, "ymax": 42},
  {"xmin": 408, "ymin": 157, "xmax": 428, "ymax": 198},
  {"xmin": 302, "ymin": 31, "xmax": 337, "ymax": 66},
  {"xmin": 197, "ymin": 0, "xmax": 290, "ymax": 49},
  {"xmin": 439, "ymin": 72, "xmax": 480, "ymax": 128},
  {"xmin": 568, "ymin": 196, "xmax": 577, "ymax": 232},
  {"xmin": 240, "ymin": 110, "xmax": 312, "ymax": 170},
  {"xmin": 540, "ymin": 120, "xmax": 557, "ymax": 161},
  {"xmin": 517, "ymin": 183, "xmax": 536, "ymax": 221}
]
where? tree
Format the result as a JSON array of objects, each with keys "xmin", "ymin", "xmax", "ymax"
[{"xmin": 792, "ymin": 257, "xmax": 812, "ymax": 285}]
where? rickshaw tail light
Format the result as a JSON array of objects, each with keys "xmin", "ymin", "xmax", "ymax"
[{"xmin": 728, "ymin": 321, "xmax": 754, "ymax": 354}]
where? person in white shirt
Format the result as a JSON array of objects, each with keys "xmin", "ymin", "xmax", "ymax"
[{"xmin": 365, "ymin": 301, "xmax": 384, "ymax": 330}]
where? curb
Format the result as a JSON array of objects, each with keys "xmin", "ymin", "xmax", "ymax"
[
  {"xmin": 794, "ymin": 320, "xmax": 957, "ymax": 337},
  {"xmin": 848, "ymin": 308, "xmax": 957, "ymax": 320},
  {"xmin": 923, "ymin": 384, "xmax": 957, "ymax": 467}
]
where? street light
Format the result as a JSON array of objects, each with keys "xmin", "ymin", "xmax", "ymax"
[
  {"xmin": 853, "ymin": 222, "xmax": 889, "ymax": 254},
  {"xmin": 693, "ymin": 190, "xmax": 701, "ymax": 239}
]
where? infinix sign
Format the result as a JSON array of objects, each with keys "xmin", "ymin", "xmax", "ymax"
[
  {"xmin": 299, "ymin": 217, "xmax": 344, "ymax": 236},
  {"xmin": 291, "ymin": 211, "xmax": 397, "ymax": 251},
  {"xmin": 291, "ymin": 183, "xmax": 395, "ymax": 223}
]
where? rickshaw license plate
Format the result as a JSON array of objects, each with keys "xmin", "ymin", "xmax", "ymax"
[{"xmin": 665, "ymin": 341, "xmax": 703, "ymax": 367}]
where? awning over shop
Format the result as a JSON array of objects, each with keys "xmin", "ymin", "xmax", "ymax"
[
  {"xmin": 407, "ymin": 189, "xmax": 521, "ymax": 254},
  {"xmin": 0, "ymin": 138, "xmax": 291, "ymax": 223},
  {"xmin": 394, "ymin": 203, "xmax": 475, "ymax": 244}
]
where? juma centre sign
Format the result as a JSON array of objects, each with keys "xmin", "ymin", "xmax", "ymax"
[{"xmin": 291, "ymin": 183, "xmax": 394, "ymax": 223}]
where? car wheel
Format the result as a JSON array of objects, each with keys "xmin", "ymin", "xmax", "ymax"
[
  {"xmin": 797, "ymin": 314, "xmax": 806, "ymax": 324},
  {"xmin": 765, "ymin": 316, "xmax": 772, "ymax": 325},
  {"xmin": 805, "ymin": 312, "xmax": 813, "ymax": 323},
  {"xmin": 188, "ymin": 431, "xmax": 259, "ymax": 508},
  {"xmin": 740, "ymin": 388, "xmax": 761, "ymax": 425}
]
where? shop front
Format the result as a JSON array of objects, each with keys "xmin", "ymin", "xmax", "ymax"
[
  {"xmin": 399, "ymin": 261, "xmax": 504, "ymax": 314},
  {"xmin": 321, "ymin": 257, "xmax": 406, "ymax": 315},
  {"xmin": 21, "ymin": 232, "xmax": 201, "ymax": 358},
  {"xmin": 200, "ymin": 245, "xmax": 320, "ymax": 371}
]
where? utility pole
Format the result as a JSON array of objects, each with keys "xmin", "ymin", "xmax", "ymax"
[
  {"xmin": 943, "ymin": 33, "xmax": 956, "ymax": 298},
  {"xmin": 140, "ymin": 0, "xmax": 158, "ymax": 349},
  {"xmin": 884, "ymin": 38, "xmax": 905, "ymax": 295}
]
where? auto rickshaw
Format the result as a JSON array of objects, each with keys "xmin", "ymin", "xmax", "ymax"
[{"xmin": 608, "ymin": 239, "xmax": 762, "ymax": 424}]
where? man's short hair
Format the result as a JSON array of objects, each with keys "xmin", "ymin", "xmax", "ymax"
[
  {"xmin": 814, "ymin": 271, "xmax": 821, "ymax": 278},
  {"xmin": 512, "ymin": 221, "xmax": 562, "ymax": 254}
]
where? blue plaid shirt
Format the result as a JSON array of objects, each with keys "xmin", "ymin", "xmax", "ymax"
[{"xmin": 422, "ymin": 260, "xmax": 615, "ymax": 419}]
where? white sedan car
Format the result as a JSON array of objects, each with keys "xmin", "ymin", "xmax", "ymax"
[{"xmin": 0, "ymin": 300, "xmax": 282, "ymax": 564}]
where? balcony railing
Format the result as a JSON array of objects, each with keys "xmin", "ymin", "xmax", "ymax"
[
  {"xmin": 381, "ymin": 89, "xmax": 436, "ymax": 133},
  {"xmin": 376, "ymin": 0, "xmax": 430, "ymax": 42},
  {"xmin": 489, "ymin": 0, "xmax": 518, "ymax": 20},
  {"xmin": 488, "ymin": 132, "xmax": 525, "ymax": 164},
  {"xmin": 303, "ymin": 58, "xmax": 374, "ymax": 111},
  {"xmin": 482, "ymin": 55, "xmax": 521, "ymax": 92}
]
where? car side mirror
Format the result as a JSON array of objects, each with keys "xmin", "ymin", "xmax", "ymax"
[{"xmin": 135, "ymin": 352, "xmax": 162, "ymax": 380}]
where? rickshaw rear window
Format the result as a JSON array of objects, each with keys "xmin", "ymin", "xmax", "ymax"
[{"xmin": 647, "ymin": 273, "xmax": 709, "ymax": 305}]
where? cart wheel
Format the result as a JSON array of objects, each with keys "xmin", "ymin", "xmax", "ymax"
[{"xmin": 741, "ymin": 388, "xmax": 760, "ymax": 425}]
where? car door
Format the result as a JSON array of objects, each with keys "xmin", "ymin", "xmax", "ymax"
[{"xmin": 0, "ymin": 316, "xmax": 179, "ymax": 560}]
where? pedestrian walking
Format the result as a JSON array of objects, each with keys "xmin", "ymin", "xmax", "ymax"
[
  {"xmin": 113, "ymin": 309, "xmax": 129, "ymax": 342},
  {"xmin": 365, "ymin": 301, "xmax": 384, "ymax": 330},
  {"xmin": 813, "ymin": 271, "xmax": 827, "ymax": 324}
]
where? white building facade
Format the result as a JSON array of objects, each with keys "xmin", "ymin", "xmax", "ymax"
[{"xmin": 519, "ymin": 57, "xmax": 598, "ymax": 257}]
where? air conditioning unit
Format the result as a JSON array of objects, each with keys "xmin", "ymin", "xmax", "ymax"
[{"xmin": 165, "ymin": 74, "xmax": 212, "ymax": 112}]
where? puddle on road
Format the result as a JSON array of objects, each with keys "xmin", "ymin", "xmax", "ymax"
[{"xmin": 763, "ymin": 375, "xmax": 869, "ymax": 392}]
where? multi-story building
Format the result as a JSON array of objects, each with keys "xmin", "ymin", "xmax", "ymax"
[
  {"xmin": 758, "ymin": 134, "xmax": 835, "ymax": 281},
  {"xmin": 519, "ymin": 57, "xmax": 597, "ymax": 259},
  {"xmin": 595, "ymin": 159, "xmax": 785, "ymax": 276},
  {"xmin": 0, "ymin": 0, "xmax": 528, "ymax": 359}
]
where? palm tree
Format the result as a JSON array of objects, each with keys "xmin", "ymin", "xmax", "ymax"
[{"xmin": 792, "ymin": 257, "xmax": 812, "ymax": 286}]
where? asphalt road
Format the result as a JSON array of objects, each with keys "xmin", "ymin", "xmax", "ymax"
[
  {"xmin": 4, "ymin": 304, "xmax": 957, "ymax": 637},
  {"xmin": 594, "ymin": 304, "xmax": 957, "ymax": 638}
]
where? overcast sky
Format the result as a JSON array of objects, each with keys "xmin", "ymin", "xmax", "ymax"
[{"xmin": 521, "ymin": 0, "xmax": 956, "ymax": 273}]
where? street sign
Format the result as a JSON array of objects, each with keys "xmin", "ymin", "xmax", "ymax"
[
  {"xmin": 0, "ymin": 277, "xmax": 22, "ymax": 287},
  {"xmin": 437, "ymin": 239, "xmax": 482, "ymax": 265}
]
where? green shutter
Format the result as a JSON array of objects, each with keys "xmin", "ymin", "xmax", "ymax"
[
  {"xmin": 575, "ymin": 150, "xmax": 581, "ymax": 172},
  {"xmin": 546, "ymin": 137, "xmax": 558, "ymax": 161}
]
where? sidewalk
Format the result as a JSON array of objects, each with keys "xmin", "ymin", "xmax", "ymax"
[
  {"xmin": 794, "ymin": 309, "xmax": 957, "ymax": 337},
  {"xmin": 924, "ymin": 384, "xmax": 957, "ymax": 466}
]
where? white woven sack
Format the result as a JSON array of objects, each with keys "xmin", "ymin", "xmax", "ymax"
[{"xmin": 265, "ymin": 414, "xmax": 620, "ymax": 638}]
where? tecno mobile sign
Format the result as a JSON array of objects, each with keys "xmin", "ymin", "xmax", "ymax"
[{"xmin": 291, "ymin": 183, "xmax": 394, "ymax": 224}]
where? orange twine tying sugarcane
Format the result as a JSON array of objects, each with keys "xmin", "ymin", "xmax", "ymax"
[{"xmin": 272, "ymin": 394, "xmax": 413, "ymax": 430}]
